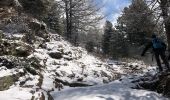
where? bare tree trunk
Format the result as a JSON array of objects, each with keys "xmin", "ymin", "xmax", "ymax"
[
  {"xmin": 69, "ymin": 0, "xmax": 72, "ymax": 41},
  {"xmin": 64, "ymin": 0, "xmax": 70, "ymax": 39},
  {"xmin": 63, "ymin": 0, "xmax": 72, "ymax": 41},
  {"xmin": 159, "ymin": 0, "xmax": 170, "ymax": 50}
]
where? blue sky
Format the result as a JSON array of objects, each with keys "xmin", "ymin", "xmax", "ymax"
[{"xmin": 97, "ymin": 0, "xmax": 131, "ymax": 25}]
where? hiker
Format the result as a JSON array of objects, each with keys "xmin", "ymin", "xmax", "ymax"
[{"xmin": 141, "ymin": 34, "xmax": 170, "ymax": 72}]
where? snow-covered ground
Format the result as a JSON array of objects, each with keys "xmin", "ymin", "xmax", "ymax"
[
  {"xmin": 0, "ymin": 34, "xmax": 168, "ymax": 100},
  {"xmin": 51, "ymin": 80, "xmax": 167, "ymax": 100}
]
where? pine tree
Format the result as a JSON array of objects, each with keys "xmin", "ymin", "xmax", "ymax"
[
  {"xmin": 44, "ymin": 1, "xmax": 63, "ymax": 34},
  {"xmin": 117, "ymin": 0, "xmax": 155, "ymax": 46},
  {"xmin": 18, "ymin": 0, "xmax": 54, "ymax": 19},
  {"xmin": 102, "ymin": 21, "xmax": 114, "ymax": 54},
  {"xmin": 61, "ymin": 0, "xmax": 103, "ymax": 45},
  {"xmin": 109, "ymin": 28, "xmax": 128, "ymax": 58}
]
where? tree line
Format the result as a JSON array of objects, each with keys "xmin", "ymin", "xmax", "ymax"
[
  {"xmin": 19, "ymin": 0, "xmax": 170, "ymax": 59},
  {"xmin": 102, "ymin": 0, "xmax": 170, "ymax": 58}
]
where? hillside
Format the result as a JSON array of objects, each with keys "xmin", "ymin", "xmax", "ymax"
[{"xmin": 0, "ymin": 1, "xmax": 169, "ymax": 100}]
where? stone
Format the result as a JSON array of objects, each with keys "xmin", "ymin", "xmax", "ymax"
[
  {"xmin": 48, "ymin": 52, "xmax": 63, "ymax": 59},
  {"xmin": 0, "ymin": 72, "xmax": 24, "ymax": 91},
  {"xmin": 0, "ymin": 75, "xmax": 14, "ymax": 91},
  {"xmin": 14, "ymin": 46, "xmax": 31, "ymax": 57},
  {"xmin": 0, "ymin": 58, "xmax": 15, "ymax": 69}
]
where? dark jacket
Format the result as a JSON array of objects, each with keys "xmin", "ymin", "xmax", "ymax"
[{"xmin": 141, "ymin": 40, "xmax": 166, "ymax": 56}]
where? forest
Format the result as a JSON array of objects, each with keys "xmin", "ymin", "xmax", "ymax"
[{"xmin": 0, "ymin": 0, "xmax": 170, "ymax": 100}]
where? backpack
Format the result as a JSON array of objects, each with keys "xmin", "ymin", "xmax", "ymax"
[{"xmin": 152, "ymin": 38, "xmax": 165, "ymax": 49}]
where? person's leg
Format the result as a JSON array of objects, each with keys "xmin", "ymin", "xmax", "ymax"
[
  {"xmin": 160, "ymin": 50, "xmax": 170, "ymax": 70},
  {"xmin": 155, "ymin": 52, "xmax": 163, "ymax": 71}
]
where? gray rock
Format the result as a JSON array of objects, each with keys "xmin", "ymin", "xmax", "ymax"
[
  {"xmin": 0, "ymin": 72, "xmax": 24, "ymax": 91},
  {"xmin": 48, "ymin": 52, "xmax": 63, "ymax": 59}
]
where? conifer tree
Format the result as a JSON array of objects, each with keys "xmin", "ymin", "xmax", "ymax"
[
  {"xmin": 117, "ymin": 0, "xmax": 155, "ymax": 46},
  {"xmin": 102, "ymin": 21, "xmax": 114, "ymax": 54}
]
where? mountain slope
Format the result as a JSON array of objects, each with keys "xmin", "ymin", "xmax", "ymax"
[
  {"xmin": 0, "ymin": 1, "xmax": 168, "ymax": 100},
  {"xmin": 0, "ymin": 33, "xmax": 168, "ymax": 100}
]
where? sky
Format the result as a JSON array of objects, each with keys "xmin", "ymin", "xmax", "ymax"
[{"xmin": 97, "ymin": 0, "xmax": 132, "ymax": 26}]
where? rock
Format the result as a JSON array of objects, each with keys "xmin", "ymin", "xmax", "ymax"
[
  {"xmin": 77, "ymin": 78, "xmax": 83, "ymax": 82},
  {"xmin": 0, "ymin": 75, "xmax": 14, "ymax": 91},
  {"xmin": 63, "ymin": 56, "xmax": 73, "ymax": 61},
  {"xmin": 21, "ymin": 33, "xmax": 35, "ymax": 44},
  {"xmin": 0, "ymin": 58, "xmax": 15, "ymax": 69},
  {"xmin": 100, "ymin": 70, "xmax": 109, "ymax": 77},
  {"xmin": 48, "ymin": 52, "xmax": 63, "ymax": 59},
  {"xmin": 25, "ymin": 56, "xmax": 44, "ymax": 70},
  {"xmin": 55, "ymin": 72, "xmax": 61, "ymax": 77},
  {"xmin": 37, "ymin": 74, "xmax": 43, "ymax": 88},
  {"xmin": 39, "ymin": 92, "xmax": 45, "ymax": 100},
  {"xmin": 55, "ymin": 78, "xmax": 92, "ymax": 87},
  {"xmin": 69, "ymin": 82, "xmax": 92, "ymax": 87},
  {"xmin": 0, "ymin": 39, "xmax": 33, "ymax": 57},
  {"xmin": 25, "ymin": 67, "xmax": 38, "ymax": 75},
  {"xmin": 103, "ymin": 79, "xmax": 109, "ymax": 83},
  {"xmin": 67, "ymin": 74, "xmax": 75, "ymax": 79},
  {"xmin": 28, "ymin": 20, "xmax": 49, "ymax": 39},
  {"xmin": 14, "ymin": 46, "xmax": 31, "ymax": 57},
  {"xmin": 0, "ymin": 72, "xmax": 24, "ymax": 91},
  {"xmin": 54, "ymin": 82, "xmax": 63, "ymax": 91},
  {"xmin": 137, "ymin": 72, "xmax": 170, "ymax": 97},
  {"xmin": 28, "ymin": 20, "xmax": 46, "ymax": 31},
  {"xmin": 39, "ymin": 42, "xmax": 47, "ymax": 49},
  {"xmin": 55, "ymin": 78, "xmax": 69, "ymax": 86}
]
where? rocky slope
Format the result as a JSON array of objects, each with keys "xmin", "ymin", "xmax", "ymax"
[
  {"xmin": 0, "ymin": 1, "xmax": 168, "ymax": 100},
  {"xmin": 0, "ymin": 2, "xmax": 119, "ymax": 99},
  {"xmin": 0, "ymin": 32, "xmax": 152, "ymax": 99}
]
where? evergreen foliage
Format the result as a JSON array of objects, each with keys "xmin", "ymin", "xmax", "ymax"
[
  {"xmin": 85, "ymin": 41, "xmax": 94, "ymax": 52},
  {"xmin": 117, "ymin": 0, "xmax": 155, "ymax": 46},
  {"xmin": 18, "ymin": 0, "xmax": 53, "ymax": 19},
  {"xmin": 102, "ymin": 21, "xmax": 113, "ymax": 54}
]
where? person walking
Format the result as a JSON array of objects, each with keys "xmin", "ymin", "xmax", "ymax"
[{"xmin": 141, "ymin": 34, "xmax": 170, "ymax": 72}]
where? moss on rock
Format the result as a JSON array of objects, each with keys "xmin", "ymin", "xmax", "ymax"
[{"xmin": 0, "ymin": 76, "xmax": 14, "ymax": 91}]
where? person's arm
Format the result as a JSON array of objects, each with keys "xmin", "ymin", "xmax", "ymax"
[
  {"xmin": 161, "ymin": 41, "xmax": 167, "ymax": 51},
  {"xmin": 141, "ymin": 42, "xmax": 152, "ymax": 56}
]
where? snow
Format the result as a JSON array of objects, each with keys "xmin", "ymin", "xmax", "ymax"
[
  {"xmin": 30, "ymin": 35, "xmax": 117, "ymax": 85},
  {"xmin": 51, "ymin": 80, "xmax": 168, "ymax": 100},
  {"xmin": 0, "ymin": 87, "xmax": 32, "ymax": 100},
  {"xmin": 0, "ymin": 66, "xmax": 22, "ymax": 77},
  {"xmin": 0, "ymin": 34, "xmax": 168, "ymax": 100},
  {"xmin": 0, "ymin": 67, "xmax": 14, "ymax": 77},
  {"xmin": 41, "ymin": 73, "xmax": 55, "ymax": 91},
  {"xmin": 24, "ymin": 75, "xmax": 39, "ymax": 86}
]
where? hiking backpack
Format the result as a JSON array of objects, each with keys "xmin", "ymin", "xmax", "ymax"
[{"xmin": 152, "ymin": 38, "xmax": 165, "ymax": 49}]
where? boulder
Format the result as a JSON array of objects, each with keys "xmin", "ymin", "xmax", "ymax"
[
  {"xmin": 0, "ymin": 75, "xmax": 14, "ymax": 91},
  {"xmin": 27, "ymin": 21, "xmax": 49, "ymax": 40},
  {"xmin": 0, "ymin": 58, "xmax": 15, "ymax": 69},
  {"xmin": 28, "ymin": 20, "xmax": 47, "ymax": 32},
  {"xmin": 138, "ymin": 72, "xmax": 170, "ymax": 97},
  {"xmin": 14, "ymin": 45, "xmax": 32, "ymax": 57},
  {"xmin": 55, "ymin": 78, "xmax": 92, "ymax": 88},
  {"xmin": 0, "ymin": 72, "xmax": 24, "ymax": 91},
  {"xmin": 0, "ymin": 39, "xmax": 33, "ymax": 57},
  {"xmin": 48, "ymin": 52, "xmax": 63, "ymax": 59}
]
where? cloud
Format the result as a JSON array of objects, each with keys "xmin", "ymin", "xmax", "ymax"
[{"xmin": 99, "ymin": 0, "xmax": 131, "ymax": 26}]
